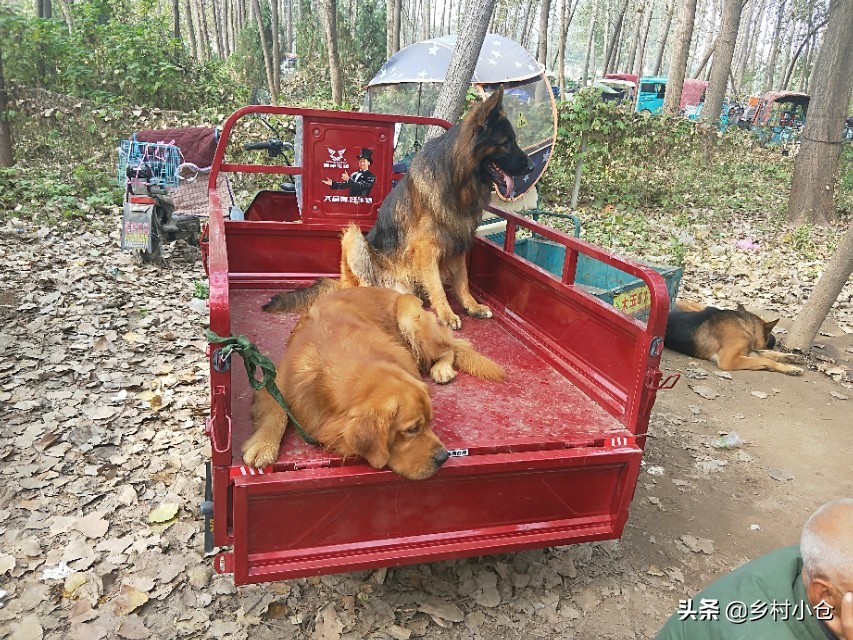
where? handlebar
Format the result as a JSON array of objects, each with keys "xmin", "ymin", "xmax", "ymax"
[{"xmin": 243, "ymin": 139, "xmax": 294, "ymax": 158}]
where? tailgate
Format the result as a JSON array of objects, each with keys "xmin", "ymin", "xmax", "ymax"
[{"xmin": 217, "ymin": 441, "xmax": 641, "ymax": 584}]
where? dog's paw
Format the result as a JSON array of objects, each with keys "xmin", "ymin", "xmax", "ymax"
[
  {"xmin": 782, "ymin": 365, "xmax": 804, "ymax": 376},
  {"xmin": 242, "ymin": 436, "xmax": 281, "ymax": 468},
  {"xmin": 439, "ymin": 312, "xmax": 462, "ymax": 330},
  {"xmin": 465, "ymin": 304, "xmax": 493, "ymax": 319},
  {"xmin": 430, "ymin": 362, "xmax": 457, "ymax": 384}
]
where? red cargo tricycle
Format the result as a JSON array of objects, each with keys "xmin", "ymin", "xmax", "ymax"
[{"xmin": 202, "ymin": 105, "xmax": 676, "ymax": 585}]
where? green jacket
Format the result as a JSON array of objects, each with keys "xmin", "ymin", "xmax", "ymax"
[{"xmin": 656, "ymin": 545, "xmax": 833, "ymax": 640}]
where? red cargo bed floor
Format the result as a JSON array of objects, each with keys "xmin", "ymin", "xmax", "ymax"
[{"xmin": 227, "ymin": 288, "xmax": 628, "ymax": 467}]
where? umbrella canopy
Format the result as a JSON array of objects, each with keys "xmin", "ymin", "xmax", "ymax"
[{"xmin": 368, "ymin": 34, "xmax": 544, "ymax": 88}]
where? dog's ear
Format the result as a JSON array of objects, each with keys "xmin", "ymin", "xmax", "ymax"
[
  {"xmin": 470, "ymin": 87, "xmax": 505, "ymax": 128},
  {"xmin": 343, "ymin": 398, "xmax": 396, "ymax": 470},
  {"xmin": 764, "ymin": 318, "xmax": 780, "ymax": 331},
  {"xmin": 736, "ymin": 303, "xmax": 747, "ymax": 313}
]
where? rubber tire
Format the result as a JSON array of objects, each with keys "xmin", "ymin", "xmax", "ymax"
[{"xmin": 140, "ymin": 210, "xmax": 164, "ymax": 265}]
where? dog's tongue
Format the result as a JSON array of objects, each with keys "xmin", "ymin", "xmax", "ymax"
[{"xmin": 500, "ymin": 173, "xmax": 514, "ymax": 197}]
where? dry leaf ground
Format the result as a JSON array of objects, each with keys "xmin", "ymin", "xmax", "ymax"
[{"xmin": 0, "ymin": 209, "xmax": 851, "ymax": 640}]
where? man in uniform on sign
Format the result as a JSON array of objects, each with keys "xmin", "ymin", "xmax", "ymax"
[
  {"xmin": 322, "ymin": 148, "xmax": 376, "ymax": 197},
  {"xmin": 656, "ymin": 497, "xmax": 853, "ymax": 639}
]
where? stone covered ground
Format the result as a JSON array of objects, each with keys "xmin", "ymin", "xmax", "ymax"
[{"xmin": 1, "ymin": 208, "xmax": 851, "ymax": 639}]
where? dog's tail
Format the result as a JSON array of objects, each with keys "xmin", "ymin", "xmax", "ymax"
[
  {"xmin": 452, "ymin": 340, "xmax": 506, "ymax": 382},
  {"xmin": 262, "ymin": 278, "xmax": 341, "ymax": 314}
]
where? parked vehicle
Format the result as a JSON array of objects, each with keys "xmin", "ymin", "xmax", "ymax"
[
  {"xmin": 748, "ymin": 91, "xmax": 810, "ymax": 147},
  {"xmin": 117, "ymin": 127, "xmax": 218, "ymax": 264},
  {"xmin": 603, "ymin": 74, "xmax": 707, "ymax": 116},
  {"xmin": 201, "ymin": 105, "xmax": 676, "ymax": 585}
]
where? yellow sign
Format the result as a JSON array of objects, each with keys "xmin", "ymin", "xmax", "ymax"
[{"xmin": 613, "ymin": 285, "xmax": 652, "ymax": 315}]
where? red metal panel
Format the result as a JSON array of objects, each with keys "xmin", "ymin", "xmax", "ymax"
[{"xmin": 229, "ymin": 446, "xmax": 641, "ymax": 584}]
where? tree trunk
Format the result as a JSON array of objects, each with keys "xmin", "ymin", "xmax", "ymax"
[
  {"xmin": 284, "ymin": 0, "xmax": 293, "ymax": 53},
  {"xmin": 321, "ymin": 0, "xmax": 344, "ymax": 105},
  {"xmin": 270, "ymin": 0, "xmax": 281, "ymax": 99},
  {"xmin": 581, "ymin": 0, "xmax": 598, "ymax": 86},
  {"xmin": 519, "ymin": 0, "xmax": 536, "ymax": 49},
  {"xmin": 763, "ymin": 0, "xmax": 787, "ymax": 91},
  {"xmin": 197, "ymin": 0, "xmax": 211, "ymax": 62},
  {"xmin": 537, "ymin": 0, "xmax": 553, "ymax": 68},
  {"xmin": 56, "ymin": 0, "xmax": 74, "ymax": 33},
  {"xmin": 692, "ymin": 34, "xmax": 717, "ymax": 79},
  {"xmin": 663, "ymin": 0, "xmax": 698, "ymax": 116},
  {"xmin": 700, "ymin": 0, "xmax": 742, "ymax": 125},
  {"xmin": 781, "ymin": 17, "xmax": 827, "ymax": 90},
  {"xmin": 786, "ymin": 224, "xmax": 853, "ymax": 351},
  {"xmin": 428, "ymin": 0, "xmax": 497, "ymax": 138},
  {"xmin": 624, "ymin": 3, "xmax": 643, "ymax": 73},
  {"xmin": 652, "ymin": 0, "xmax": 674, "ymax": 76},
  {"xmin": 603, "ymin": 0, "xmax": 629, "ymax": 73},
  {"xmin": 183, "ymin": 0, "xmax": 198, "ymax": 57},
  {"xmin": 734, "ymin": 0, "xmax": 755, "ymax": 89},
  {"xmin": 386, "ymin": 0, "xmax": 402, "ymax": 57},
  {"xmin": 634, "ymin": 0, "xmax": 655, "ymax": 76},
  {"xmin": 786, "ymin": 0, "xmax": 853, "ymax": 226},
  {"xmin": 173, "ymin": 0, "xmax": 181, "ymax": 40},
  {"xmin": 252, "ymin": 0, "xmax": 278, "ymax": 102},
  {"xmin": 0, "ymin": 47, "xmax": 14, "ymax": 167},
  {"xmin": 211, "ymin": 0, "xmax": 224, "ymax": 57}
]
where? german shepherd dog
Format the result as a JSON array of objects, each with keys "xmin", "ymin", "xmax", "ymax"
[
  {"xmin": 263, "ymin": 87, "xmax": 533, "ymax": 329},
  {"xmin": 664, "ymin": 302, "xmax": 803, "ymax": 375}
]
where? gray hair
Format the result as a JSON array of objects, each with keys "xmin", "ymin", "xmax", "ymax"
[{"xmin": 800, "ymin": 497, "xmax": 853, "ymax": 581}]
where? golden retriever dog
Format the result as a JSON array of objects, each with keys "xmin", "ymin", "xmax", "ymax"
[
  {"xmin": 263, "ymin": 87, "xmax": 533, "ymax": 329},
  {"xmin": 244, "ymin": 287, "xmax": 505, "ymax": 479}
]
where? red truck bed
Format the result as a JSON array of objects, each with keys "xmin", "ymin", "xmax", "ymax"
[{"xmin": 204, "ymin": 106, "xmax": 673, "ymax": 585}]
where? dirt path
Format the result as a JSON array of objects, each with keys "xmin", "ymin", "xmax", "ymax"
[{"xmin": 0, "ymin": 222, "xmax": 851, "ymax": 640}]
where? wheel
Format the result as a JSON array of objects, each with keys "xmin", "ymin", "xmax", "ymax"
[{"xmin": 139, "ymin": 209, "xmax": 164, "ymax": 265}]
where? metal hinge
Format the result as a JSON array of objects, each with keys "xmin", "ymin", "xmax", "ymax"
[{"xmin": 293, "ymin": 459, "xmax": 334, "ymax": 470}]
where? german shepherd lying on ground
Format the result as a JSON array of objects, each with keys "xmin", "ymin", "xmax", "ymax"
[
  {"xmin": 664, "ymin": 301, "xmax": 803, "ymax": 375},
  {"xmin": 244, "ymin": 288, "xmax": 505, "ymax": 478},
  {"xmin": 263, "ymin": 87, "xmax": 533, "ymax": 329}
]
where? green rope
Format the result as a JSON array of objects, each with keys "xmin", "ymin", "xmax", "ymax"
[{"xmin": 205, "ymin": 330, "xmax": 319, "ymax": 446}]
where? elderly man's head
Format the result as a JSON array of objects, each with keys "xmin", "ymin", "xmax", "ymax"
[{"xmin": 801, "ymin": 498, "xmax": 853, "ymax": 638}]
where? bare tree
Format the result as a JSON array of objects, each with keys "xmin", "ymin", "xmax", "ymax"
[
  {"xmin": 536, "ymin": 0, "xmax": 553, "ymax": 68},
  {"xmin": 634, "ymin": 0, "xmax": 655, "ymax": 76},
  {"xmin": 700, "ymin": 0, "xmax": 742, "ymax": 124},
  {"xmin": 581, "ymin": 0, "xmax": 598, "ymax": 86},
  {"xmin": 786, "ymin": 0, "xmax": 853, "ymax": 227},
  {"xmin": 763, "ymin": 0, "xmax": 787, "ymax": 91},
  {"xmin": 0, "ymin": 46, "xmax": 13, "ymax": 167},
  {"xmin": 428, "ymin": 0, "xmax": 497, "ymax": 138},
  {"xmin": 652, "ymin": 0, "xmax": 675, "ymax": 76},
  {"xmin": 270, "ymin": 0, "xmax": 281, "ymax": 99},
  {"xmin": 252, "ymin": 0, "xmax": 278, "ymax": 102},
  {"xmin": 173, "ymin": 0, "xmax": 181, "ymax": 40},
  {"xmin": 663, "ymin": 0, "xmax": 698, "ymax": 115},
  {"xmin": 387, "ymin": 0, "xmax": 402, "ymax": 57},
  {"xmin": 734, "ymin": 0, "xmax": 755, "ymax": 89},
  {"xmin": 557, "ymin": 0, "xmax": 579, "ymax": 93},
  {"xmin": 183, "ymin": 0, "xmax": 198, "ymax": 57},
  {"xmin": 603, "ymin": 0, "xmax": 630, "ymax": 73},
  {"xmin": 321, "ymin": 0, "xmax": 344, "ymax": 105}
]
